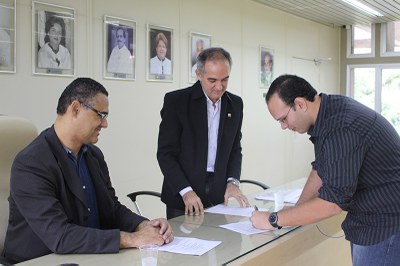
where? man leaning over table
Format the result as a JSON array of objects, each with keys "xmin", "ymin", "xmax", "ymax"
[
  {"xmin": 251, "ymin": 74, "xmax": 400, "ymax": 266},
  {"xmin": 3, "ymin": 77, "xmax": 173, "ymax": 264}
]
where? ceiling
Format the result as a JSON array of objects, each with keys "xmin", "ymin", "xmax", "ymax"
[{"xmin": 252, "ymin": 0, "xmax": 400, "ymax": 27}]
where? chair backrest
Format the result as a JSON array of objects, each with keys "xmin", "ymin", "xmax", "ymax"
[
  {"xmin": 0, "ymin": 116, "xmax": 38, "ymax": 254},
  {"xmin": 240, "ymin": 179, "xmax": 270, "ymax": 196},
  {"xmin": 127, "ymin": 191, "xmax": 163, "ymax": 219}
]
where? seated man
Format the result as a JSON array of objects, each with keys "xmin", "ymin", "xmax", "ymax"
[{"xmin": 3, "ymin": 78, "xmax": 173, "ymax": 263}]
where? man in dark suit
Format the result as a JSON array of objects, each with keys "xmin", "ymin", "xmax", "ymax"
[
  {"xmin": 157, "ymin": 47, "xmax": 250, "ymax": 219},
  {"xmin": 3, "ymin": 78, "xmax": 173, "ymax": 263}
]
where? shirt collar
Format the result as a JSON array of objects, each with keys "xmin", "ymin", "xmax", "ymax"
[
  {"xmin": 307, "ymin": 93, "xmax": 327, "ymax": 138},
  {"xmin": 63, "ymin": 145, "xmax": 88, "ymax": 158}
]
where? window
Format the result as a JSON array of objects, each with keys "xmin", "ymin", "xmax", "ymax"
[
  {"xmin": 381, "ymin": 21, "xmax": 400, "ymax": 56},
  {"xmin": 348, "ymin": 65, "xmax": 400, "ymax": 133},
  {"xmin": 347, "ymin": 24, "xmax": 375, "ymax": 58}
]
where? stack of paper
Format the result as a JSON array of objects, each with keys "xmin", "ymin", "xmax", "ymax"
[{"xmin": 255, "ymin": 189, "xmax": 302, "ymax": 204}]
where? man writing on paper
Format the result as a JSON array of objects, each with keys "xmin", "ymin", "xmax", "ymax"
[{"xmin": 251, "ymin": 74, "xmax": 400, "ymax": 265}]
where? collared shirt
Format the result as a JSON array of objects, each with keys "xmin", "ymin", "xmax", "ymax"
[
  {"xmin": 179, "ymin": 93, "xmax": 222, "ymax": 197},
  {"xmin": 107, "ymin": 45, "xmax": 134, "ymax": 74},
  {"xmin": 149, "ymin": 56, "xmax": 172, "ymax": 75},
  {"xmin": 64, "ymin": 145, "xmax": 100, "ymax": 229},
  {"xmin": 206, "ymin": 96, "xmax": 221, "ymax": 172},
  {"xmin": 308, "ymin": 93, "xmax": 400, "ymax": 245}
]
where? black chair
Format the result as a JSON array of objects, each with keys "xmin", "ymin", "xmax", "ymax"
[
  {"xmin": 127, "ymin": 191, "xmax": 161, "ymax": 216},
  {"xmin": 240, "ymin": 179, "xmax": 270, "ymax": 190}
]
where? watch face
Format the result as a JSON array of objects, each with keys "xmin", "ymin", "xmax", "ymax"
[{"xmin": 269, "ymin": 212, "xmax": 277, "ymax": 224}]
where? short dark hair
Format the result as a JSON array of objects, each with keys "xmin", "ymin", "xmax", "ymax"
[
  {"xmin": 196, "ymin": 47, "xmax": 232, "ymax": 74},
  {"xmin": 44, "ymin": 15, "xmax": 66, "ymax": 46},
  {"xmin": 56, "ymin": 78, "xmax": 108, "ymax": 115},
  {"xmin": 265, "ymin": 74, "xmax": 317, "ymax": 105}
]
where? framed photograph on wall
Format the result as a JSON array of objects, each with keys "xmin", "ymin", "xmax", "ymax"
[
  {"xmin": 0, "ymin": 0, "xmax": 16, "ymax": 73},
  {"xmin": 104, "ymin": 15, "xmax": 136, "ymax": 80},
  {"xmin": 32, "ymin": 1, "xmax": 75, "ymax": 76},
  {"xmin": 259, "ymin": 46, "xmax": 274, "ymax": 88},
  {"xmin": 146, "ymin": 24, "xmax": 173, "ymax": 82},
  {"xmin": 189, "ymin": 32, "xmax": 211, "ymax": 83}
]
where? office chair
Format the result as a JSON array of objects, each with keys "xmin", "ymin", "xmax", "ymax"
[
  {"xmin": 0, "ymin": 116, "xmax": 37, "ymax": 256},
  {"xmin": 127, "ymin": 191, "xmax": 162, "ymax": 217},
  {"xmin": 240, "ymin": 179, "xmax": 270, "ymax": 190}
]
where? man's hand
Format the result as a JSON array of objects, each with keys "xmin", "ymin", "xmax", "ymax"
[
  {"xmin": 147, "ymin": 218, "xmax": 174, "ymax": 244},
  {"xmin": 182, "ymin": 190, "xmax": 204, "ymax": 216},
  {"xmin": 224, "ymin": 183, "xmax": 251, "ymax": 207},
  {"xmin": 250, "ymin": 211, "xmax": 273, "ymax": 230},
  {"xmin": 120, "ymin": 219, "xmax": 174, "ymax": 249}
]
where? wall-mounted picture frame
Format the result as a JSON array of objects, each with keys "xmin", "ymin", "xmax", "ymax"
[
  {"xmin": 260, "ymin": 46, "xmax": 274, "ymax": 88},
  {"xmin": 189, "ymin": 32, "xmax": 211, "ymax": 83},
  {"xmin": 104, "ymin": 15, "xmax": 136, "ymax": 80},
  {"xmin": 146, "ymin": 24, "xmax": 173, "ymax": 82},
  {"xmin": 0, "ymin": 0, "xmax": 16, "ymax": 73},
  {"xmin": 32, "ymin": 1, "xmax": 75, "ymax": 76}
]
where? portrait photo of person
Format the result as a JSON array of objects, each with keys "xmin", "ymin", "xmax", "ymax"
[
  {"xmin": 104, "ymin": 16, "xmax": 135, "ymax": 80},
  {"xmin": 189, "ymin": 32, "xmax": 211, "ymax": 83},
  {"xmin": 38, "ymin": 13, "xmax": 71, "ymax": 69},
  {"xmin": 0, "ymin": 0, "xmax": 15, "ymax": 73},
  {"xmin": 147, "ymin": 25, "xmax": 173, "ymax": 81},
  {"xmin": 260, "ymin": 47, "xmax": 274, "ymax": 88},
  {"xmin": 34, "ymin": 3, "xmax": 74, "ymax": 76}
]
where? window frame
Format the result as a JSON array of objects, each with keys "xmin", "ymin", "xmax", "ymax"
[
  {"xmin": 380, "ymin": 21, "xmax": 400, "ymax": 57},
  {"xmin": 346, "ymin": 24, "xmax": 375, "ymax": 58}
]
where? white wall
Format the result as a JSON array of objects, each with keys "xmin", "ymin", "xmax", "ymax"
[{"xmin": 0, "ymin": 0, "xmax": 340, "ymax": 219}]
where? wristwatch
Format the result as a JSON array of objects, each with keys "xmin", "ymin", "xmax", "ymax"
[
  {"xmin": 268, "ymin": 212, "xmax": 282, "ymax": 229},
  {"xmin": 227, "ymin": 178, "xmax": 240, "ymax": 187}
]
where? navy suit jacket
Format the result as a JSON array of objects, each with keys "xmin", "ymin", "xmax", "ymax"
[
  {"xmin": 4, "ymin": 126, "xmax": 146, "ymax": 263},
  {"xmin": 157, "ymin": 81, "xmax": 243, "ymax": 210}
]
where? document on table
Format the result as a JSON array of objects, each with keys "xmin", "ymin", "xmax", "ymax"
[
  {"xmin": 205, "ymin": 204, "xmax": 269, "ymax": 217},
  {"xmin": 255, "ymin": 189, "xmax": 302, "ymax": 204},
  {"xmin": 219, "ymin": 220, "xmax": 273, "ymax": 235},
  {"xmin": 158, "ymin": 237, "xmax": 221, "ymax": 256}
]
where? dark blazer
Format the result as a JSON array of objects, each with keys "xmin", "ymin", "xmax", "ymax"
[
  {"xmin": 157, "ymin": 81, "xmax": 243, "ymax": 210},
  {"xmin": 4, "ymin": 126, "xmax": 146, "ymax": 263}
]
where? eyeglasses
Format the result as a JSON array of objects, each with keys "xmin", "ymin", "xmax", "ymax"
[
  {"xmin": 82, "ymin": 103, "xmax": 108, "ymax": 121},
  {"xmin": 278, "ymin": 106, "xmax": 292, "ymax": 124}
]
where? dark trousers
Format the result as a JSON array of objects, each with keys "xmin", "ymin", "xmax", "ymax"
[{"xmin": 166, "ymin": 172, "xmax": 214, "ymax": 220}]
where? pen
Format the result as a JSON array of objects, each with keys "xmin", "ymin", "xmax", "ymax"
[{"xmin": 254, "ymin": 205, "xmax": 258, "ymax": 211}]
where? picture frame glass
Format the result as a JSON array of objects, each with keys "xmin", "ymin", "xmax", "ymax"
[
  {"xmin": 0, "ymin": 0, "xmax": 16, "ymax": 73},
  {"xmin": 260, "ymin": 47, "xmax": 274, "ymax": 88},
  {"xmin": 33, "ymin": 2, "xmax": 75, "ymax": 76},
  {"xmin": 104, "ymin": 16, "xmax": 136, "ymax": 80},
  {"xmin": 189, "ymin": 32, "xmax": 211, "ymax": 83},
  {"xmin": 147, "ymin": 24, "xmax": 173, "ymax": 82}
]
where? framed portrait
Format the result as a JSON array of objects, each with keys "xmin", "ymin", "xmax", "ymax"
[
  {"xmin": 0, "ymin": 0, "xmax": 16, "ymax": 73},
  {"xmin": 146, "ymin": 24, "xmax": 173, "ymax": 82},
  {"xmin": 259, "ymin": 47, "xmax": 274, "ymax": 88},
  {"xmin": 189, "ymin": 32, "xmax": 211, "ymax": 83},
  {"xmin": 104, "ymin": 15, "xmax": 136, "ymax": 80},
  {"xmin": 32, "ymin": 1, "xmax": 75, "ymax": 76}
]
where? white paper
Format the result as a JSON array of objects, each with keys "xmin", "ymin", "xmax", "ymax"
[
  {"xmin": 205, "ymin": 204, "xmax": 269, "ymax": 217},
  {"xmin": 255, "ymin": 189, "xmax": 302, "ymax": 204},
  {"xmin": 158, "ymin": 237, "xmax": 221, "ymax": 256},
  {"xmin": 219, "ymin": 220, "xmax": 274, "ymax": 235}
]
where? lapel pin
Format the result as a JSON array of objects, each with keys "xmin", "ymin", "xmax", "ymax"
[{"xmin": 228, "ymin": 113, "xmax": 232, "ymax": 118}]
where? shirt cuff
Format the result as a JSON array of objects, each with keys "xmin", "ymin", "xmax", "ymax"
[{"xmin": 179, "ymin": 186, "xmax": 193, "ymax": 197}]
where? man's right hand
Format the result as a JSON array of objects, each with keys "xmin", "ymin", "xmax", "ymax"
[{"xmin": 182, "ymin": 191, "xmax": 204, "ymax": 216}]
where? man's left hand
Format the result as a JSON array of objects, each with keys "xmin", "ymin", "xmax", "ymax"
[
  {"xmin": 147, "ymin": 218, "xmax": 174, "ymax": 244},
  {"xmin": 224, "ymin": 183, "xmax": 251, "ymax": 207}
]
